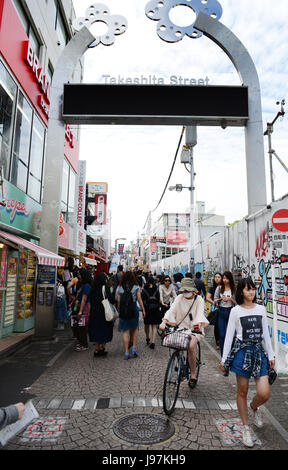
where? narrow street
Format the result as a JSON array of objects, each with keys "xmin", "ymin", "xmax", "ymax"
[{"xmin": 1, "ymin": 320, "xmax": 288, "ymax": 452}]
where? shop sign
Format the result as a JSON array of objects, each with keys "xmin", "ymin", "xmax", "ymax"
[
  {"xmin": 25, "ymin": 41, "xmax": 50, "ymax": 103},
  {"xmin": 0, "ymin": 244, "xmax": 7, "ymax": 288},
  {"xmin": 87, "ymin": 182, "xmax": 108, "ymax": 195},
  {"xmin": 0, "ymin": 180, "xmax": 41, "ymax": 238},
  {"xmin": 150, "ymin": 240, "xmax": 157, "ymax": 256},
  {"xmin": 95, "ymin": 194, "xmax": 107, "ymax": 225},
  {"xmin": 65, "ymin": 125, "xmax": 74, "ymax": 148},
  {"xmin": 59, "ymin": 216, "xmax": 71, "ymax": 250},
  {"xmin": 77, "ymin": 161, "xmax": 86, "ymax": 229},
  {"xmin": 76, "ymin": 227, "xmax": 86, "ymax": 254},
  {"xmin": 167, "ymin": 230, "xmax": 187, "ymax": 245}
]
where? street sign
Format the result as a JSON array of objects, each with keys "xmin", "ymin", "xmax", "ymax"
[{"xmin": 272, "ymin": 209, "xmax": 288, "ymax": 232}]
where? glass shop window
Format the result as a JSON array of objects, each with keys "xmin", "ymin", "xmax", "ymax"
[
  {"xmin": 11, "ymin": 91, "xmax": 33, "ymax": 193},
  {"xmin": 67, "ymin": 169, "xmax": 76, "ymax": 226},
  {"xmin": 27, "ymin": 115, "xmax": 45, "ymax": 202},
  {"xmin": 0, "ymin": 61, "xmax": 17, "ymax": 180},
  {"xmin": 54, "ymin": 0, "xmax": 69, "ymax": 48},
  {"xmin": 61, "ymin": 159, "xmax": 69, "ymax": 221}
]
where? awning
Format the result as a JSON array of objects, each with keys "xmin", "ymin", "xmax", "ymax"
[{"xmin": 0, "ymin": 230, "xmax": 65, "ymax": 267}]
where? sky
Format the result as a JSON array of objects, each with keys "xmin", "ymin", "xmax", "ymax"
[{"xmin": 71, "ymin": 0, "xmax": 288, "ymax": 247}]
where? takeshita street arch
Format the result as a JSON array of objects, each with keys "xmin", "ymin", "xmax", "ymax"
[{"xmin": 39, "ymin": 2, "xmax": 268, "ymax": 335}]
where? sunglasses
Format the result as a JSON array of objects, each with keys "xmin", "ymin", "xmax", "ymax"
[{"xmin": 164, "ymin": 279, "xmax": 171, "ymax": 283}]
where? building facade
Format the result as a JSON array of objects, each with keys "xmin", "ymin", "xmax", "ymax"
[{"xmin": 0, "ymin": 0, "xmax": 83, "ymax": 338}]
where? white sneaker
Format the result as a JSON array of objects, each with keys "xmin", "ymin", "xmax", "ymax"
[
  {"xmin": 242, "ymin": 425, "xmax": 254, "ymax": 447},
  {"xmin": 252, "ymin": 406, "xmax": 263, "ymax": 428}
]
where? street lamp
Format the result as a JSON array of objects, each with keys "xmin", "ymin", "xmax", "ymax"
[{"xmin": 169, "ymin": 126, "xmax": 197, "ymax": 274}]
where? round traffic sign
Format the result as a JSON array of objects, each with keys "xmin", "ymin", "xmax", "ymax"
[{"xmin": 272, "ymin": 209, "xmax": 288, "ymax": 232}]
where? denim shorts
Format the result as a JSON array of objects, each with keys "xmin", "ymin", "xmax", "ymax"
[{"xmin": 230, "ymin": 345, "xmax": 269, "ymax": 379}]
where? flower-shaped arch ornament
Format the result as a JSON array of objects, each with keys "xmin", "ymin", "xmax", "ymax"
[
  {"xmin": 145, "ymin": 0, "xmax": 223, "ymax": 43},
  {"xmin": 72, "ymin": 3, "xmax": 127, "ymax": 47}
]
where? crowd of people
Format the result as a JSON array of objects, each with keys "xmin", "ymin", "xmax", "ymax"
[{"xmin": 52, "ymin": 263, "xmax": 275, "ymax": 448}]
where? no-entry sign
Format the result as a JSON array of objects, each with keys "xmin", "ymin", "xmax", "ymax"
[{"xmin": 272, "ymin": 209, "xmax": 288, "ymax": 232}]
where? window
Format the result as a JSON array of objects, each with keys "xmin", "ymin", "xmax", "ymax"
[
  {"xmin": 12, "ymin": 0, "xmax": 40, "ymax": 56},
  {"xmin": 54, "ymin": 0, "xmax": 69, "ymax": 48},
  {"xmin": 11, "ymin": 91, "xmax": 33, "ymax": 193},
  {"xmin": 11, "ymin": 90, "xmax": 46, "ymax": 203},
  {"xmin": 27, "ymin": 115, "xmax": 45, "ymax": 202},
  {"xmin": 61, "ymin": 159, "xmax": 69, "ymax": 221},
  {"xmin": 67, "ymin": 169, "xmax": 76, "ymax": 225},
  {"xmin": 0, "ymin": 62, "xmax": 17, "ymax": 180},
  {"xmin": 61, "ymin": 160, "xmax": 76, "ymax": 226}
]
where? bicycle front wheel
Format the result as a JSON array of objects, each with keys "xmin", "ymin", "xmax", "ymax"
[
  {"xmin": 195, "ymin": 341, "xmax": 201, "ymax": 380},
  {"xmin": 163, "ymin": 350, "xmax": 181, "ymax": 416}
]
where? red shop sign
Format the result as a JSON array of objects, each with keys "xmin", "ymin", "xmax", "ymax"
[{"xmin": 0, "ymin": 0, "xmax": 49, "ymax": 125}]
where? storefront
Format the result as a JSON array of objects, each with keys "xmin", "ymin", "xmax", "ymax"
[
  {"xmin": 0, "ymin": 0, "xmax": 65, "ymax": 338},
  {"xmin": 0, "ymin": 230, "xmax": 64, "ymax": 339}
]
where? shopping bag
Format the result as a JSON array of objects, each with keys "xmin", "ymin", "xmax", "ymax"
[{"xmin": 102, "ymin": 286, "xmax": 118, "ymax": 322}]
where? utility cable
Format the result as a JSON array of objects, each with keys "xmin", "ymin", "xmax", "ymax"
[{"xmin": 142, "ymin": 126, "xmax": 185, "ymax": 230}]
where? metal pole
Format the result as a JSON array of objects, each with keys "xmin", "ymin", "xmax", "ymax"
[
  {"xmin": 271, "ymin": 253, "xmax": 279, "ymax": 371},
  {"xmin": 267, "ymin": 125, "xmax": 275, "ymax": 202},
  {"xmin": 185, "ymin": 126, "xmax": 197, "ymax": 275}
]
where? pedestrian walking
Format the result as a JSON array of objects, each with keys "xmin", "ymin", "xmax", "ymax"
[
  {"xmin": 54, "ymin": 274, "xmax": 68, "ymax": 330},
  {"xmin": 194, "ymin": 272, "xmax": 206, "ymax": 298},
  {"xmin": 89, "ymin": 272, "xmax": 115, "ymax": 357},
  {"xmin": 159, "ymin": 276, "xmax": 177, "ymax": 317},
  {"xmin": 214, "ymin": 270, "xmax": 236, "ymax": 355},
  {"xmin": 117, "ymin": 271, "xmax": 146, "ymax": 360},
  {"xmin": 206, "ymin": 272, "xmax": 222, "ymax": 349},
  {"xmin": 141, "ymin": 276, "xmax": 161, "ymax": 349},
  {"xmin": 112, "ymin": 264, "xmax": 123, "ymax": 300},
  {"xmin": 173, "ymin": 272, "xmax": 184, "ymax": 294},
  {"xmin": 72, "ymin": 268, "xmax": 92, "ymax": 352},
  {"xmin": 220, "ymin": 277, "xmax": 275, "ymax": 447}
]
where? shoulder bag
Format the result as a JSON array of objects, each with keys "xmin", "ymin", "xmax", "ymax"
[
  {"xmin": 102, "ymin": 285, "xmax": 118, "ymax": 322},
  {"xmin": 162, "ymin": 296, "xmax": 198, "ymax": 350}
]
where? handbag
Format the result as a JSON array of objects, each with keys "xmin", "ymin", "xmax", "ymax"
[
  {"xmin": 268, "ymin": 368, "xmax": 277, "ymax": 385},
  {"xmin": 208, "ymin": 304, "xmax": 219, "ymax": 326},
  {"xmin": 162, "ymin": 296, "xmax": 198, "ymax": 350},
  {"xmin": 102, "ymin": 286, "xmax": 118, "ymax": 322}
]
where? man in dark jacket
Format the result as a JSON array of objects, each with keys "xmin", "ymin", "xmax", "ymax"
[
  {"xmin": 194, "ymin": 272, "xmax": 206, "ymax": 298},
  {"xmin": 112, "ymin": 265, "xmax": 124, "ymax": 300}
]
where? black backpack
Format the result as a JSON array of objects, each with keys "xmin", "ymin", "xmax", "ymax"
[
  {"xmin": 143, "ymin": 288, "xmax": 159, "ymax": 310},
  {"xmin": 119, "ymin": 287, "xmax": 136, "ymax": 319}
]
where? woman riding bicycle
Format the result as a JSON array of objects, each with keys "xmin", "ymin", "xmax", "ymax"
[{"xmin": 159, "ymin": 277, "xmax": 209, "ymax": 388}]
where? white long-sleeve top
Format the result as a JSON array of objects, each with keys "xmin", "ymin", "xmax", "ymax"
[
  {"xmin": 163, "ymin": 294, "xmax": 209, "ymax": 336},
  {"xmin": 222, "ymin": 304, "xmax": 275, "ymax": 363}
]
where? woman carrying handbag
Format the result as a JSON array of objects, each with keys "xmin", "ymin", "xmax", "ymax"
[
  {"xmin": 89, "ymin": 273, "xmax": 116, "ymax": 357},
  {"xmin": 73, "ymin": 269, "xmax": 92, "ymax": 352}
]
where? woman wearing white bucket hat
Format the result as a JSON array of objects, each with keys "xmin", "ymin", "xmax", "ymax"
[{"xmin": 159, "ymin": 277, "xmax": 209, "ymax": 388}]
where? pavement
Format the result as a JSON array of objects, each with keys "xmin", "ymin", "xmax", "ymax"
[{"xmin": 0, "ymin": 320, "xmax": 288, "ymax": 452}]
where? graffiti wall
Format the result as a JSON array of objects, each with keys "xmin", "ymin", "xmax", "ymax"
[{"xmin": 151, "ymin": 195, "xmax": 288, "ymax": 372}]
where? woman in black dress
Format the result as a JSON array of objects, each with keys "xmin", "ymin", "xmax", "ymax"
[
  {"xmin": 141, "ymin": 276, "xmax": 162, "ymax": 349},
  {"xmin": 88, "ymin": 272, "xmax": 115, "ymax": 357}
]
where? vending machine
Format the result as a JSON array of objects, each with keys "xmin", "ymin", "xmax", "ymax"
[{"xmin": 35, "ymin": 265, "xmax": 56, "ymax": 338}]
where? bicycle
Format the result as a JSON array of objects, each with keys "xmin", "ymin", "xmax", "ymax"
[{"xmin": 160, "ymin": 326, "xmax": 201, "ymax": 416}]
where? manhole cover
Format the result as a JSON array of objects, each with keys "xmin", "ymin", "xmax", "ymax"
[{"xmin": 112, "ymin": 413, "xmax": 175, "ymax": 445}]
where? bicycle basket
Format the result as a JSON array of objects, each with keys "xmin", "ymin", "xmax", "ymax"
[{"xmin": 162, "ymin": 329, "xmax": 191, "ymax": 350}]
